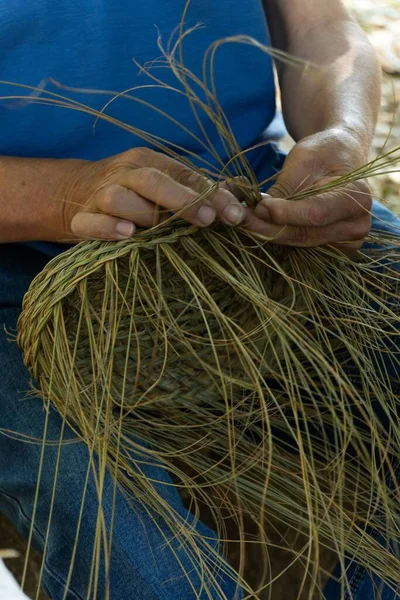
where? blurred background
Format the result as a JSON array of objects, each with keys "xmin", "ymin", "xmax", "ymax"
[
  {"xmin": 349, "ymin": 0, "xmax": 400, "ymax": 212},
  {"xmin": 0, "ymin": 1, "xmax": 399, "ymax": 598}
]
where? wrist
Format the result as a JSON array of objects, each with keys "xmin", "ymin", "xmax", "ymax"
[
  {"xmin": 0, "ymin": 156, "xmax": 90, "ymax": 243},
  {"xmin": 325, "ymin": 123, "xmax": 375, "ymax": 163},
  {"xmin": 56, "ymin": 159, "xmax": 94, "ymax": 242},
  {"xmin": 304, "ymin": 126, "xmax": 373, "ymax": 167},
  {"xmin": 30, "ymin": 158, "xmax": 90, "ymax": 243}
]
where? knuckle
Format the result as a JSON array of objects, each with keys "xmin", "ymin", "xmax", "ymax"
[
  {"xmin": 224, "ymin": 176, "xmax": 251, "ymax": 202},
  {"xmin": 123, "ymin": 146, "xmax": 155, "ymax": 166},
  {"xmin": 357, "ymin": 181, "xmax": 373, "ymax": 210},
  {"xmin": 349, "ymin": 216, "xmax": 372, "ymax": 240},
  {"xmin": 290, "ymin": 225, "xmax": 310, "ymax": 246},
  {"xmin": 266, "ymin": 202, "xmax": 288, "ymax": 225},
  {"xmin": 174, "ymin": 167, "xmax": 199, "ymax": 188},
  {"xmin": 271, "ymin": 180, "xmax": 297, "ymax": 199},
  {"xmin": 306, "ymin": 203, "xmax": 329, "ymax": 227},
  {"xmin": 172, "ymin": 166, "xmax": 189, "ymax": 185},
  {"xmin": 135, "ymin": 167, "xmax": 164, "ymax": 194},
  {"xmin": 347, "ymin": 181, "xmax": 372, "ymax": 207},
  {"xmin": 97, "ymin": 184, "xmax": 121, "ymax": 213},
  {"xmin": 70, "ymin": 214, "xmax": 83, "ymax": 236}
]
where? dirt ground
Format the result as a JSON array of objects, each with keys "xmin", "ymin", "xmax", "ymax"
[{"xmin": 1, "ymin": 1, "xmax": 400, "ymax": 598}]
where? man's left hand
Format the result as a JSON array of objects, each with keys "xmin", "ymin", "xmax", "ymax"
[{"xmin": 244, "ymin": 128, "xmax": 373, "ymax": 252}]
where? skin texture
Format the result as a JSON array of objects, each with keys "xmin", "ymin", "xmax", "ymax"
[
  {"xmin": 0, "ymin": 0, "xmax": 382, "ymax": 247},
  {"xmin": 256, "ymin": 0, "xmax": 382, "ymax": 251},
  {"xmin": 61, "ymin": 148, "xmax": 246, "ymax": 241},
  {"xmin": 0, "ymin": 152, "xmax": 245, "ymax": 243}
]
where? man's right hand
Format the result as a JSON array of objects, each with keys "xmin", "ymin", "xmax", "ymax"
[{"xmin": 60, "ymin": 147, "xmax": 246, "ymax": 241}]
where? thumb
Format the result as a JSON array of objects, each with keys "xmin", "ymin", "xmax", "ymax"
[
  {"xmin": 255, "ymin": 165, "xmax": 318, "ymax": 222},
  {"xmin": 255, "ymin": 177, "xmax": 366, "ymax": 228}
]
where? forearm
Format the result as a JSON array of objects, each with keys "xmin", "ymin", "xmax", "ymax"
[
  {"xmin": 281, "ymin": 21, "xmax": 380, "ymax": 153},
  {"xmin": 264, "ymin": 1, "xmax": 381, "ymax": 160},
  {"xmin": 0, "ymin": 156, "xmax": 85, "ymax": 243}
]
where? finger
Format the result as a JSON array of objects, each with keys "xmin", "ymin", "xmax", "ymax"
[
  {"xmin": 124, "ymin": 148, "xmax": 245, "ymax": 225},
  {"xmin": 264, "ymin": 163, "xmax": 319, "ymax": 201},
  {"xmin": 71, "ymin": 211, "xmax": 136, "ymax": 241},
  {"xmin": 95, "ymin": 184, "xmax": 159, "ymax": 228},
  {"xmin": 255, "ymin": 183, "xmax": 372, "ymax": 228},
  {"xmin": 331, "ymin": 239, "xmax": 366, "ymax": 255},
  {"xmin": 168, "ymin": 164, "xmax": 246, "ymax": 225},
  {"xmin": 120, "ymin": 168, "xmax": 219, "ymax": 227},
  {"xmin": 243, "ymin": 208, "xmax": 371, "ymax": 247},
  {"xmin": 208, "ymin": 186, "xmax": 245, "ymax": 225},
  {"xmin": 220, "ymin": 176, "xmax": 253, "ymax": 203}
]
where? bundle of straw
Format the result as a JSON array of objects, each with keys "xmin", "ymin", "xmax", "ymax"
[{"xmin": 9, "ymin": 9, "xmax": 400, "ymax": 599}]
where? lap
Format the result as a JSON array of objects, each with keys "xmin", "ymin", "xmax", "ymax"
[
  {"xmin": 0, "ymin": 200, "xmax": 399, "ymax": 599},
  {"xmin": 0, "ymin": 247, "xmax": 237, "ymax": 599}
]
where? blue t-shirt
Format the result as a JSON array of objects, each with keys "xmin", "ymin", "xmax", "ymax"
[{"xmin": 0, "ymin": 0, "xmax": 285, "ymax": 254}]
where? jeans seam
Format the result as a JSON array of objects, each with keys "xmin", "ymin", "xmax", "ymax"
[{"xmin": 0, "ymin": 490, "xmax": 84, "ymax": 600}]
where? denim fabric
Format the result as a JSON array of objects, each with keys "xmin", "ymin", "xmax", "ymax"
[
  {"xmin": 0, "ymin": 202, "xmax": 399, "ymax": 599},
  {"xmin": 0, "ymin": 245, "xmax": 241, "ymax": 599},
  {"xmin": 324, "ymin": 549, "xmax": 400, "ymax": 600},
  {"xmin": 322, "ymin": 200, "xmax": 400, "ymax": 600}
]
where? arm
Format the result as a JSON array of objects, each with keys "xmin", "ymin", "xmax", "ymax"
[
  {"xmin": 0, "ymin": 150, "xmax": 244, "ymax": 243},
  {"xmin": 246, "ymin": 0, "xmax": 382, "ymax": 250},
  {"xmin": 263, "ymin": 0, "xmax": 381, "ymax": 156},
  {"xmin": 0, "ymin": 156, "xmax": 84, "ymax": 243}
]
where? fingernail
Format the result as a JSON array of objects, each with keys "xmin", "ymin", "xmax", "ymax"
[
  {"xmin": 116, "ymin": 221, "xmax": 134, "ymax": 238},
  {"xmin": 223, "ymin": 204, "xmax": 245, "ymax": 225},
  {"xmin": 197, "ymin": 205, "xmax": 216, "ymax": 226}
]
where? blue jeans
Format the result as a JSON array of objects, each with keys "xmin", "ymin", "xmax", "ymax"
[
  {"xmin": 0, "ymin": 247, "xmax": 241, "ymax": 599},
  {"xmin": 0, "ymin": 201, "xmax": 399, "ymax": 600}
]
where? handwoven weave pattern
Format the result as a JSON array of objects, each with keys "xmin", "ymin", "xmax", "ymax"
[{"xmin": 17, "ymin": 221, "xmax": 400, "ymax": 597}]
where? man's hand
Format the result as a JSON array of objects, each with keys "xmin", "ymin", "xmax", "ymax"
[
  {"xmin": 257, "ymin": 0, "xmax": 381, "ymax": 251},
  {"xmin": 62, "ymin": 147, "xmax": 245, "ymax": 241},
  {"xmin": 243, "ymin": 128, "xmax": 372, "ymax": 252}
]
